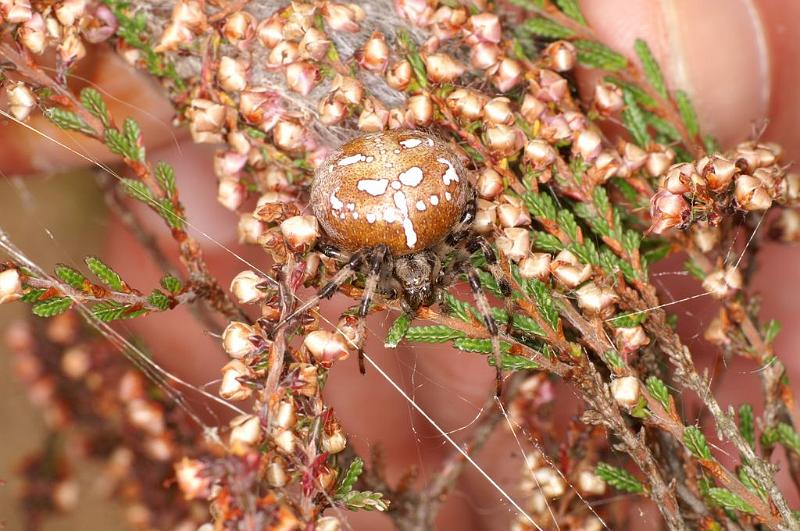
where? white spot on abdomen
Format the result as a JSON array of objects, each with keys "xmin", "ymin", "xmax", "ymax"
[
  {"xmin": 366, "ymin": 213, "xmax": 376, "ymax": 224},
  {"xmin": 398, "ymin": 166, "xmax": 424, "ymax": 187},
  {"xmin": 339, "ymin": 154, "xmax": 367, "ymax": 166},
  {"xmin": 430, "ymin": 195, "xmax": 439, "ymax": 206},
  {"xmin": 400, "ymin": 138, "xmax": 422, "ymax": 148},
  {"xmin": 391, "ymin": 181, "xmax": 401, "ymax": 190},
  {"xmin": 445, "ymin": 191, "xmax": 452, "ymax": 201},
  {"xmin": 357, "ymin": 179, "xmax": 389, "ymax": 196},
  {"xmin": 415, "ymin": 200, "xmax": 426, "ymax": 211},
  {"xmin": 438, "ymin": 157, "xmax": 460, "ymax": 185},
  {"xmin": 393, "ymin": 191, "xmax": 417, "ymax": 248},
  {"xmin": 331, "ymin": 191, "xmax": 344, "ymax": 210}
]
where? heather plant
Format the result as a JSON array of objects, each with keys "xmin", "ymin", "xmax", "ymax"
[{"xmin": 1, "ymin": 1, "xmax": 800, "ymax": 530}]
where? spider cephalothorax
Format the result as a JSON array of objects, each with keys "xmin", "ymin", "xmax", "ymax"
[{"xmin": 280, "ymin": 130, "xmax": 511, "ymax": 390}]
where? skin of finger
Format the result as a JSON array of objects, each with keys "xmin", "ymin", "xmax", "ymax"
[
  {"xmin": 580, "ymin": 0, "xmax": 771, "ymax": 148},
  {"xmin": 0, "ymin": 48, "xmax": 178, "ymax": 174}
]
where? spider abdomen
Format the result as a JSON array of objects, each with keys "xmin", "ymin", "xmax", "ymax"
[{"xmin": 311, "ymin": 130, "xmax": 470, "ymax": 256}]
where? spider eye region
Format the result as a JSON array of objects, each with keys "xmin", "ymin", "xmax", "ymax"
[{"xmin": 311, "ymin": 130, "xmax": 470, "ymax": 255}]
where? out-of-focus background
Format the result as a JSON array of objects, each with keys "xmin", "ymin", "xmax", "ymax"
[{"xmin": 0, "ymin": 172, "xmax": 126, "ymax": 530}]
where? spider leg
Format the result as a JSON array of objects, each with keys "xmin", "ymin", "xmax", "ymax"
[
  {"xmin": 355, "ymin": 244, "xmax": 389, "ymax": 374},
  {"xmin": 466, "ymin": 235, "xmax": 514, "ymax": 334},
  {"xmin": 465, "ymin": 268, "xmax": 503, "ymax": 396},
  {"xmin": 275, "ymin": 249, "xmax": 366, "ymax": 333}
]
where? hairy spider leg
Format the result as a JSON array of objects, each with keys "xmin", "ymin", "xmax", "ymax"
[
  {"xmin": 356, "ymin": 245, "xmax": 389, "ymax": 374},
  {"xmin": 466, "ymin": 235, "xmax": 514, "ymax": 333},
  {"xmin": 466, "ymin": 268, "xmax": 503, "ymax": 396}
]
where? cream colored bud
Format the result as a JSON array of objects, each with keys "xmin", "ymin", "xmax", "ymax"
[
  {"xmin": 358, "ymin": 98, "xmax": 389, "ymax": 132},
  {"xmin": 274, "ymin": 399, "xmax": 297, "ymax": 430},
  {"xmin": 127, "ymin": 399, "xmax": 165, "ymax": 435},
  {"xmin": 238, "ymin": 213, "xmax": 265, "ymax": 244},
  {"xmin": 446, "ymin": 89, "xmax": 486, "ymax": 121},
  {"xmin": 473, "ymin": 206, "xmax": 496, "ymax": 234},
  {"xmin": 520, "ymin": 93, "xmax": 546, "ymax": 122},
  {"xmin": 55, "ymin": 0, "xmax": 86, "ymax": 27},
  {"xmin": 546, "ymin": 40, "xmax": 576, "ymax": 72},
  {"xmin": 321, "ymin": 426, "xmax": 347, "ymax": 454},
  {"xmin": 0, "ymin": 268, "xmax": 23, "ymax": 305},
  {"xmin": 188, "ymin": 98, "xmax": 226, "ymax": 143},
  {"xmin": 230, "ymin": 270, "xmax": 266, "ymax": 304},
  {"xmin": 423, "ymin": 52, "xmax": 466, "ymax": 83},
  {"xmin": 257, "ymin": 15, "xmax": 284, "ymax": 48},
  {"xmin": 536, "ymin": 70, "xmax": 568, "ymax": 102},
  {"xmin": 61, "ymin": 347, "xmax": 90, "ymax": 379},
  {"xmin": 304, "ymin": 330, "xmax": 350, "ymax": 364},
  {"xmin": 6, "ymin": 82, "xmax": 35, "ymax": 122},
  {"xmin": 222, "ymin": 321, "xmax": 258, "ymax": 359},
  {"xmin": 315, "ymin": 516, "xmax": 342, "ymax": 531},
  {"xmin": 467, "ymin": 13, "xmax": 501, "ymax": 44},
  {"xmin": 331, "ymin": 75, "xmax": 363, "ymax": 105},
  {"xmin": 496, "ymin": 228, "xmax": 530, "ymax": 262},
  {"xmin": 172, "ymin": 0, "xmax": 206, "ymax": 30},
  {"xmin": 175, "ymin": 458, "xmax": 210, "ymax": 500},
  {"xmin": 217, "ymin": 178, "xmax": 245, "ymax": 211},
  {"xmin": 518, "ymin": 253, "xmax": 551, "ymax": 281},
  {"xmin": 3, "ymin": 0, "xmax": 32, "ymax": 23},
  {"xmin": 698, "ymin": 155, "xmax": 737, "ymax": 191},
  {"xmin": 524, "ymin": 139, "xmax": 557, "ymax": 170},
  {"xmin": 386, "ymin": 60, "xmax": 412, "ymax": 91},
  {"xmin": 483, "ymin": 97, "xmax": 513, "ymax": 126},
  {"xmin": 154, "ymin": 21, "xmax": 193, "ymax": 52},
  {"xmin": 395, "ymin": 0, "xmax": 434, "ymax": 25},
  {"xmin": 486, "ymin": 124, "xmax": 523, "ymax": 157},
  {"xmin": 594, "ymin": 82, "xmax": 623, "ymax": 114},
  {"xmin": 550, "ymin": 250, "xmax": 592, "ymax": 288},
  {"xmin": 649, "ymin": 190, "xmax": 688, "ymax": 234},
  {"xmin": 577, "ymin": 470, "xmax": 606, "ymax": 496},
  {"xmin": 574, "ymin": 129, "xmax": 602, "ymax": 161},
  {"xmin": 692, "ymin": 224, "xmax": 719, "ymax": 253},
  {"xmin": 222, "ymin": 10, "xmax": 255, "ymax": 43},
  {"xmin": 476, "ymin": 169, "xmax": 504, "ymax": 200},
  {"xmin": 704, "ymin": 315, "xmax": 731, "ymax": 346},
  {"xmin": 272, "ymin": 428, "xmax": 297, "ymax": 454},
  {"xmin": 286, "ymin": 61, "xmax": 318, "ymax": 96},
  {"xmin": 19, "ymin": 13, "xmax": 46, "ymax": 54},
  {"xmin": 218, "ymin": 56, "xmax": 248, "ymax": 92},
  {"xmin": 280, "ymin": 215, "xmax": 319, "ymax": 253},
  {"xmin": 610, "ymin": 376, "xmax": 641, "ymax": 408},
  {"xmin": 267, "ymin": 40, "xmax": 299, "ymax": 67},
  {"xmin": 735, "ymin": 175, "xmax": 772, "ymax": 211},
  {"xmin": 645, "ymin": 150, "xmax": 675, "ymax": 177},
  {"xmin": 470, "ymin": 41, "xmax": 500, "ymax": 70},
  {"xmin": 497, "ymin": 204, "xmax": 531, "ymax": 228},
  {"xmin": 219, "ymin": 360, "xmax": 253, "ymax": 401},
  {"xmin": 492, "ymin": 58, "xmax": 522, "ymax": 92},
  {"xmin": 358, "ymin": 32, "xmax": 390, "ymax": 72},
  {"xmin": 575, "ymin": 282, "xmax": 618, "ymax": 317},
  {"xmin": 620, "ymin": 142, "xmax": 647, "ymax": 174},
  {"xmin": 614, "ymin": 326, "xmax": 650, "ymax": 354},
  {"xmin": 322, "ymin": 2, "xmax": 364, "ymax": 32},
  {"xmin": 59, "ymin": 29, "xmax": 86, "ymax": 65},
  {"xmin": 229, "ymin": 414, "xmax": 262, "ymax": 454},
  {"xmin": 267, "ymin": 459, "xmax": 288, "ymax": 487},
  {"xmin": 407, "ymin": 93, "xmax": 433, "ymax": 126},
  {"xmin": 273, "ymin": 119, "xmax": 305, "ymax": 152},
  {"xmin": 774, "ymin": 209, "xmax": 800, "ymax": 241},
  {"xmin": 214, "ymin": 150, "xmax": 247, "ymax": 179},
  {"xmin": 532, "ymin": 467, "xmax": 566, "ymax": 498},
  {"xmin": 702, "ymin": 266, "xmax": 743, "ymax": 300}
]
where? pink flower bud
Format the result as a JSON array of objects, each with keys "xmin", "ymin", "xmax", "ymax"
[
  {"xmin": 59, "ymin": 28, "xmax": 86, "ymax": 65},
  {"xmin": 550, "ymin": 250, "xmax": 592, "ymax": 288},
  {"xmin": 6, "ymin": 82, "xmax": 36, "ymax": 122},
  {"xmin": 662, "ymin": 162, "xmax": 704, "ymax": 194},
  {"xmin": 386, "ymin": 60, "xmax": 412, "ymax": 91},
  {"xmin": 319, "ymin": 95, "xmax": 348, "ymax": 125},
  {"xmin": 213, "ymin": 150, "xmax": 248, "ymax": 179},
  {"xmin": 541, "ymin": 113, "xmax": 571, "ymax": 141},
  {"xmin": 154, "ymin": 22, "xmax": 193, "ymax": 52},
  {"xmin": 257, "ymin": 14, "xmax": 284, "ymax": 48},
  {"xmin": 217, "ymin": 178, "xmax": 245, "ymax": 211},
  {"xmin": 406, "ymin": 93, "xmax": 433, "ymax": 126},
  {"xmin": 280, "ymin": 215, "xmax": 319, "ymax": 253},
  {"xmin": 476, "ymin": 168, "xmax": 504, "ymax": 200},
  {"xmin": 239, "ymin": 89, "xmax": 280, "ymax": 127},
  {"xmin": 614, "ymin": 326, "xmax": 650, "ymax": 355},
  {"xmin": 222, "ymin": 10, "xmax": 255, "ymax": 43},
  {"xmin": 574, "ymin": 130, "xmax": 602, "ymax": 161},
  {"xmin": 322, "ymin": 3, "xmax": 364, "ymax": 33},
  {"xmin": 546, "ymin": 41, "xmax": 577, "ymax": 72},
  {"xmin": 331, "ymin": 74, "xmax": 364, "ymax": 105},
  {"xmin": 486, "ymin": 124, "xmax": 523, "ymax": 157},
  {"xmin": 273, "ymin": 119, "xmax": 305, "ymax": 151},
  {"xmin": 575, "ymin": 282, "xmax": 618, "ymax": 317},
  {"xmin": 174, "ymin": 458, "xmax": 210, "ymax": 500},
  {"xmin": 594, "ymin": 82, "xmax": 623, "ymax": 114},
  {"xmin": 238, "ymin": 213, "xmax": 266, "ymax": 244},
  {"xmin": 358, "ymin": 32, "xmax": 390, "ymax": 72},
  {"xmin": 645, "ymin": 149, "xmax": 675, "ymax": 177},
  {"xmin": 473, "ymin": 201, "xmax": 496, "ymax": 234},
  {"xmin": 536, "ymin": 70, "xmax": 568, "ymax": 102},
  {"xmin": 518, "ymin": 253, "xmax": 551, "ymax": 281},
  {"xmin": 466, "ymin": 13, "xmax": 501, "ymax": 44},
  {"xmin": 735, "ymin": 174, "xmax": 772, "ymax": 211},
  {"xmin": 229, "ymin": 414, "xmax": 262, "ymax": 454},
  {"xmin": 19, "ymin": 13, "xmax": 46, "ymax": 54},
  {"xmin": 222, "ymin": 321, "xmax": 258, "ymax": 358},
  {"xmin": 446, "ymin": 88, "xmax": 486, "ymax": 121},
  {"xmin": 496, "ymin": 228, "xmax": 530, "ymax": 262},
  {"xmin": 0, "ymin": 268, "xmax": 23, "ymax": 304},
  {"xmin": 423, "ymin": 52, "xmax": 466, "ymax": 83},
  {"xmin": 188, "ymin": 98, "xmax": 226, "ymax": 143},
  {"xmin": 127, "ymin": 398, "xmax": 165, "ymax": 435},
  {"xmin": 483, "ymin": 97, "xmax": 513, "ymax": 125},
  {"xmin": 304, "ymin": 330, "xmax": 350, "ymax": 364},
  {"xmin": 218, "ymin": 56, "xmax": 248, "ymax": 92},
  {"xmin": 492, "ymin": 58, "xmax": 523, "ymax": 92},
  {"xmin": 394, "ymin": 0, "xmax": 434, "ymax": 26},
  {"xmin": 497, "ymin": 203, "xmax": 531, "ymax": 228},
  {"xmin": 299, "ymin": 27, "xmax": 329, "ymax": 61},
  {"xmin": 172, "ymin": 0, "xmax": 205, "ymax": 31},
  {"xmin": 357, "ymin": 98, "xmax": 389, "ymax": 132},
  {"xmin": 267, "ymin": 40, "xmax": 299, "ymax": 67},
  {"xmin": 321, "ymin": 425, "xmax": 347, "ymax": 454},
  {"xmin": 702, "ymin": 266, "xmax": 743, "ymax": 300},
  {"xmin": 285, "ymin": 61, "xmax": 318, "ymax": 95},
  {"xmin": 520, "ymin": 93, "xmax": 546, "ymax": 123},
  {"xmin": 470, "ymin": 41, "xmax": 500, "ymax": 70},
  {"xmin": 219, "ymin": 360, "xmax": 253, "ymax": 401},
  {"xmin": 610, "ymin": 376, "xmax": 641, "ymax": 408},
  {"xmin": 649, "ymin": 190, "xmax": 688, "ymax": 234},
  {"xmin": 230, "ymin": 270, "xmax": 267, "ymax": 304},
  {"xmin": 55, "ymin": 0, "xmax": 86, "ymax": 27},
  {"xmin": 2, "ymin": 0, "xmax": 32, "ymax": 23},
  {"xmin": 524, "ymin": 139, "xmax": 557, "ymax": 170},
  {"xmin": 692, "ymin": 223, "xmax": 719, "ymax": 253}
]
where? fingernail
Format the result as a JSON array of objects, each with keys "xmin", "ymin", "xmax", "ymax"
[{"xmin": 581, "ymin": 0, "xmax": 771, "ymax": 146}]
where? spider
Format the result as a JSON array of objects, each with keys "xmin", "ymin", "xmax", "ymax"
[{"xmin": 277, "ymin": 130, "xmax": 512, "ymax": 392}]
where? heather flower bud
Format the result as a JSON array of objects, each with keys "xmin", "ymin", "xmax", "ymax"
[
  {"xmin": 735, "ymin": 174, "xmax": 772, "ymax": 211},
  {"xmin": 536, "ymin": 70, "xmax": 568, "ymax": 103},
  {"xmin": 358, "ymin": 32, "xmax": 390, "ymax": 72},
  {"xmin": 524, "ymin": 140, "xmax": 557, "ymax": 170},
  {"xmin": 55, "ymin": 0, "xmax": 86, "ymax": 27},
  {"xmin": 446, "ymin": 89, "xmax": 486, "ymax": 121},
  {"xmin": 322, "ymin": 2, "xmax": 364, "ymax": 33},
  {"xmin": 472, "ymin": 206, "xmax": 496, "ymax": 234},
  {"xmin": 273, "ymin": 399, "xmax": 297, "ymax": 430},
  {"xmin": 154, "ymin": 22, "xmax": 193, "ymax": 52},
  {"xmin": 594, "ymin": 82, "xmax": 623, "ymax": 114},
  {"xmin": 704, "ymin": 314, "xmax": 731, "ymax": 346},
  {"xmin": 175, "ymin": 458, "xmax": 210, "ymax": 500},
  {"xmin": 222, "ymin": 10, "xmax": 255, "ymax": 43},
  {"xmin": 773, "ymin": 209, "xmax": 800, "ymax": 242},
  {"xmin": 649, "ymin": 190, "xmax": 688, "ymax": 234},
  {"xmin": 466, "ymin": 13, "xmax": 501, "ymax": 44},
  {"xmin": 575, "ymin": 282, "xmax": 618, "ymax": 317},
  {"xmin": 620, "ymin": 142, "xmax": 648, "ymax": 174},
  {"xmin": 218, "ymin": 56, "xmax": 248, "ymax": 92},
  {"xmin": 697, "ymin": 155, "xmax": 737, "ymax": 191},
  {"xmin": 692, "ymin": 224, "xmax": 719, "ymax": 253},
  {"xmin": 331, "ymin": 75, "xmax": 364, "ymax": 105},
  {"xmin": 520, "ymin": 93, "xmax": 546, "ymax": 122},
  {"xmin": 304, "ymin": 330, "xmax": 350, "ymax": 364},
  {"xmin": 188, "ymin": 98, "xmax": 225, "ymax": 143},
  {"xmin": 219, "ymin": 360, "xmax": 253, "ymax": 401},
  {"xmin": 0, "ymin": 268, "xmax": 23, "ymax": 304},
  {"xmin": 496, "ymin": 228, "xmax": 530, "ymax": 262},
  {"xmin": 229, "ymin": 414, "xmax": 262, "ymax": 454},
  {"xmin": 574, "ymin": 130, "xmax": 602, "ymax": 162},
  {"xmin": 406, "ymin": 93, "xmax": 433, "ymax": 126},
  {"xmin": 492, "ymin": 58, "xmax": 522, "ymax": 92},
  {"xmin": 222, "ymin": 321, "xmax": 258, "ymax": 358},
  {"xmin": 267, "ymin": 459, "xmax": 288, "ymax": 487},
  {"xmin": 272, "ymin": 428, "xmax": 297, "ymax": 454},
  {"xmin": 395, "ymin": 0, "xmax": 434, "ymax": 25},
  {"xmin": 486, "ymin": 125, "xmax": 523, "ymax": 156},
  {"xmin": 386, "ymin": 60, "xmax": 412, "ymax": 91},
  {"xmin": 550, "ymin": 250, "xmax": 592, "ymax": 288},
  {"xmin": 476, "ymin": 169, "xmax": 504, "ymax": 200},
  {"xmin": 298, "ymin": 27, "xmax": 329, "ymax": 61},
  {"xmin": 423, "ymin": 53, "xmax": 466, "ymax": 83},
  {"xmin": 230, "ymin": 270, "xmax": 267, "ymax": 305},
  {"xmin": 286, "ymin": 61, "xmax": 319, "ymax": 96},
  {"xmin": 702, "ymin": 266, "xmax": 743, "ymax": 300},
  {"xmin": 6, "ymin": 82, "xmax": 36, "ymax": 122},
  {"xmin": 217, "ymin": 178, "xmax": 245, "ymax": 211},
  {"xmin": 19, "ymin": 13, "xmax": 46, "ymax": 54},
  {"xmin": 358, "ymin": 98, "xmax": 389, "ymax": 132},
  {"xmin": 316, "ymin": 517, "xmax": 342, "ymax": 531},
  {"xmin": 546, "ymin": 41, "xmax": 577, "ymax": 72},
  {"xmin": 470, "ymin": 42, "xmax": 500, "ymax": 70},
  {"xmin": 518, "ymin": 253, "xmax": 551, "ymax": 281},
  {"xmin": 214, "ymin": 150, "xmax": 247, "ymax": 179},
  {"xmin": 483, "ymin": 97, "xmax": 513, "ymax": 126},
  {"xmin": 257, "ymin": 15, "xmax": 283, "ymax": 48},
  {"xmin": 541, "ymin": 114, "xmax": 571, "ymax": 141},
  {"xmin": 662, "ymin": 162, "xmax": 704, "ymax": 194},
  {"xmin": 321, "ymin": 424, "xmax": 347, "ymax": 454},
  {"xmin": 267, "ymin": 41, "xmax": 299, "ymax": 67},
  {"xmin": 273, "ymin": 119, "xmax": 305, "ymax": 151},
  {"xmin": 127, "ymin": 399, "xmax": 165, "ymax": 435},
  {"xmin": 610, "ymin": 376, "xmax": 641, "ymax": 408},
  {"xmin": 59, "ymin": 29, "xmax": 86, "ymax": 65},
  {"xmin": 2, "ymin": 0, "xmax": 31, "ymax": 23},
  {"xmin": 614, "ymin": 326, "xmax": 650, "ymax": 354},
  {"xmin": 577, "ymin": 470, "xmax": 606, "ymax": 496},
  {"xmin": 280, "ymin": 215, "xmax": 319, "ymax": 253},
  {"xmin": 645, "ymin": 149, "xmax": 675, "ymax": 177},
  {"xmin": 497, "ymin": 204, "xmax": 531, "ymax": 228},
  {"xmin": 238, "ymin": 214, "xmax": 265, "ymax": 244},
  {"xmin": 532, "ymin": 467, "xmax": 566, "ymax": 498}
]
